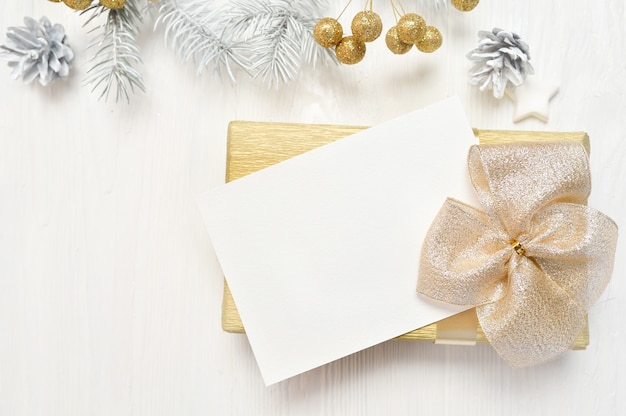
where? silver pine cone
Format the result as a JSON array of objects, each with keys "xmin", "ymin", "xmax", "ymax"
[
  {"xmin": 0, "ymin": 16, "xmax": 74, "ymax": 86},
  {"xmin": 467, "ymin": 28, "xmax": 534, "ymax": 99}
]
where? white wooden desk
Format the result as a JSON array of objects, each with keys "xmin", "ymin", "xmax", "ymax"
[{"xmin": 1, "ymin": 1, "xmax": 624, "ymax": 415}]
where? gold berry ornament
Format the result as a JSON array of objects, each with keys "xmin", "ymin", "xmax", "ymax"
[
  {"xmin": 385, "ymin": 26, "xmax": 413, "ymax": 55},
  {"xmin": 100, "ymin": 0, "xmax": 127, "ymax": 9},
  {"xmin": 451, "ymin": 0, "xmax": 480, "ymax": 12},
  {"xmin": 60, "ymin": 0, "xmax": 92, "ymax": 10},
  {"xmin": 396, "ymin": 13, "xmax": 426, "ymax": 44},
  {"xmin": 415, "ymin": 26, "xmax": 443, "ymax": 53},
  {"xmin": 335, "ymin": 36, "xmax": 367, "ymax": 65},
  {"xmin": 313, "ymin": 18, "xmax": 344, "ymax": 48},
  {"xmin": 351, "ymin": 11, "xmax": 383, "ymax": 43}
]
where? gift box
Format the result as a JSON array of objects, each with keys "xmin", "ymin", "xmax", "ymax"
[{"xmin": 219, "ymin": 121, "xmax": 591, "ymax": 349}]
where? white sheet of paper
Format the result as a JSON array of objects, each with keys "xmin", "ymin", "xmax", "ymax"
[{"xmin": 197, "ymin": 97, "xmax": 478, "ymax": 385}]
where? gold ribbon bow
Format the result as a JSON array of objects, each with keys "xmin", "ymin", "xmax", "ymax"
[{"xmin": 417, "ymin": 142, "xmax": 618, "ymax": 366}]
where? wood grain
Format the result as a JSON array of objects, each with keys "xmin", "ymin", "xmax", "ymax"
[{"xmin": 1, "ymin": 1, "xmax": 624, "ymax": 415}]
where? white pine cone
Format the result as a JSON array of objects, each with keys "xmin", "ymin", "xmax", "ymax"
[
  {"xmin": 0, "ymin": 16, "xmax": 74, "ymax": 86},
  {"xmin": 466, "ymin": 28, "xmax": 534, "ymax": 99}
]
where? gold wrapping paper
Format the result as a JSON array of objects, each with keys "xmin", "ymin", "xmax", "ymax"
[{"xmin": 221, "ymin": 121, "xmax": 590, "ymax": 349}]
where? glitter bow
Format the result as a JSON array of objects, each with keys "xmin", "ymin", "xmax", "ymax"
[{"xmin": 417, "ymin": 142, "xmax": 618, "ymax": 366}]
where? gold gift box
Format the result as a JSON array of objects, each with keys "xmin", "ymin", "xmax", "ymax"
[{"xmin": 220, "ymin": 121, "xmax": 590, "ymax": 349}]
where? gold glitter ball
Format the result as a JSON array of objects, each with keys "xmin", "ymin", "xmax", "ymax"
[
  {"xmin": 416, "ymin": 26, "xmax": 443, "ymax": 53},
  {"xmin": 313, "ymin": 18, "xmax": 343, "ymax": 48},
  {"xmin": 100, "ymin": 0, "xmax": 126, "ymax": 9},
  {"xmin": 351, "ymin": 11, "xmax": 383, "ymax": 43},
  {"xmin": 397, "ymin": 13, "xmax": 426, "ymax": 44},
  {"xmin": 385, "ymin": 26, "xmax": 413, "ymax": 55},
  {"xmin": 451, "ymin": 0, "xmax": 480, "ymax": 12},
  {"xmin": 62, "ymin": 0, "xmax": 92, "ymax": 9},
  {"xmin": 335, "ymin": 36, "xmax": 366, "ymax": 65}
]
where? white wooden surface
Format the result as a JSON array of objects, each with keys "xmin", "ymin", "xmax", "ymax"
[{"xmin": 1, "ymin": 1, "xmax": 624, "ymax": 415}]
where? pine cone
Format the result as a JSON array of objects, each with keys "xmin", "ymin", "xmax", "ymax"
[
  {"xmin": 0, "ymin": 16, "xmax": 74, "ymax": 86},
  {"xmin": 466, "ymin": 28, "xmax": 534, "ymax": 99}
]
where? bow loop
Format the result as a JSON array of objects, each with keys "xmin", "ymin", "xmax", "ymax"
[
  {"xmin": 468, "ymin": 143, "xmax": 591, "ymax": 239},
  {"xmin": 417, "ymin": 198, "xmax": 511, "ymax": 306},
  {"xmin": 525, "ymin": 203, "xmax": 618, "ymax": 311},
  {"xmin": 418, "ymin": 142, "xmax": 618, "ymax": 366}
]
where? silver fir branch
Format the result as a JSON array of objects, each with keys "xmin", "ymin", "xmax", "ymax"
[
  {"xmin": 155, "ymin": 0, "xmax": 336, "ymax": 87},
  {"xmin": 56, "ymin": 0, "xmax": 337, "ymax": 100},
  {"xmin": 224, "ymin": 0, "xmax": 336, "ymax": 87},
  {"xmin": 83, "ymin": 0, "xmax": 146, "ymax": 102},
  {"xmin": 155, "ymin": 0, "xmax": 253, "ymax": 83}
]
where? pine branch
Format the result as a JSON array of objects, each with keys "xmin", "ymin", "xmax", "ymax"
[
  {"xmin": 155, "ymin": 0, "xmax": 253, "ymax": 83},
  {"xmin": 287, "ymin": 0, "xmax": 338, "ymax": 68},
  {"xmin": 83, "ymin": 0, "xmax": 146, "ymax": 102},
  {"xmin": 223, "ymin": 0, "xmax": 336, "ymax": 86},
  {"xmin": 299, "ymin": 10, "xmax": 338, "ymax": 69},
  {"xmin": 230, "ymin": 4, "xmax": 302, "ymax": 87}
]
